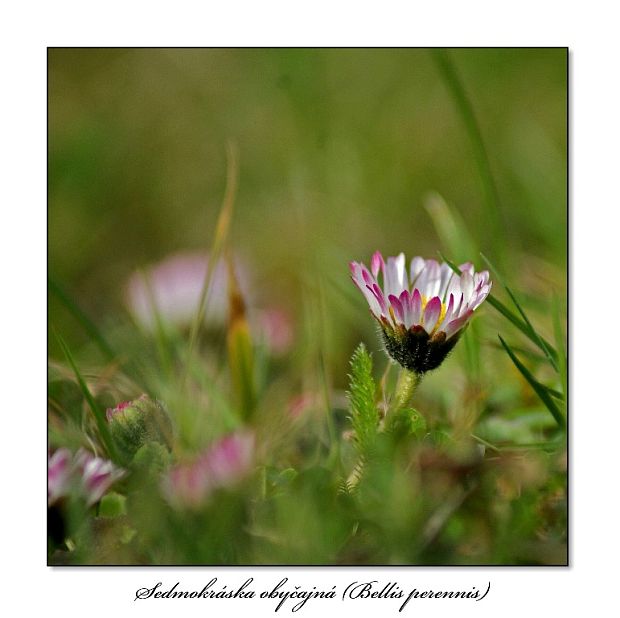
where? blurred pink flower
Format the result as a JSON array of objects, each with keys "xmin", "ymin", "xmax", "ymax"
[
  {"xmin": 287, "ymin": 392, "xmax": 320, "ymax": 420},
  {"xmin": 257, "ymin": 307, "xmax": 294, "ymax": 355},
  {"xmin": 48, "ymin": 448, "xmax": 73, "ymax": 506},
  {"xmin": 47, "ymin": 448, "xmax": 125, "ymax": 507},
  {"xmin": 75, "ymin": 449, "xmax": 126, "ymax": 506},
  {"xmin": 163, "ymin": 431, "xmax": 254, "ymax": 509},
  {"xmin": 125, "ymin": 251, "xmax": 250, "ymax": 331}
]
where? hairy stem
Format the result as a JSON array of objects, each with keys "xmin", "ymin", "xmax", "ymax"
[{"xmin": 393, "ymin": 369, "xmax": 421, "ymax": 410}]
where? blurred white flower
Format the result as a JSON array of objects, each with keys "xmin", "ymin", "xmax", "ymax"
[{"xmin": 125, "ymin": 251, "xmax": 250, "ymax": 330}]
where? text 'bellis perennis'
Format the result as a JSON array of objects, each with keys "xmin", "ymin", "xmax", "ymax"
[{"xmin": 350, "ymin": 252, "xmax": 492, "ymax": 374}]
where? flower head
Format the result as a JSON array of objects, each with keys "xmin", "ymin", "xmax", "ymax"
[
  {"xmin": 48, "ymin": 448, "xmax": 73, "ymax": 506},
  {"xmin": 75, "ymin": 450, "xmax": 126, "ymax": 506},
  {"xmin": 350, "ymin": 252, "xmax": 491, "ymax": 373},
  {"xmin": 48, "ymin": 448, "xmax": 125, "ymax": 507}
]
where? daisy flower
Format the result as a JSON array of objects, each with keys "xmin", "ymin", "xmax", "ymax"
[
  {"xmin": 47, "ymin": 449, "xmax": 125, "ymax": 507},
  {"xmin": 350, "ymin": 252, "xmax": 491, "ymax": 373}
]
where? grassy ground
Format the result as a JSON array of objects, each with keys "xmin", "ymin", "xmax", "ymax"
[{"xmin": 48, "ymin": 48, "xmax": 567, "ymax": 565}]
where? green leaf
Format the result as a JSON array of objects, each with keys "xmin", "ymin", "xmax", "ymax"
[
  {"xmin": 54, "ymin": 330, "xmax": 119, "ymax": 462},
  {"xmin": 99, "ymin": 492, "xmax": 126, "ymax": 518},
  {"xmin": 498, "ymin": 335, "xmax": 565, "ymax": 430}
]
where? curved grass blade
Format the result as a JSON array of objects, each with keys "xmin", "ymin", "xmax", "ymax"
[
  {"xmin": 424, "ymin": 191, "xmax": 476, "ymax": 263},
  {"xmin": 431, "ymin": 49, "xmax": 504, "ymax": 263},
  {"xmin": 481, "ymin": 252, "xmax": 559, "ymax": 372},
  {"xmin": 498, "ymin": 335, "xmax": 565, "ymax": 430},
  {"xmin": 138, "ymin": 267, "xmax": 173, "ymax": 376},
  {"xmin": 54, "ymin": 329, "xmax": 119, "ymax": 462},
  {"xmin": 552, "ymin": 294, "xmax": 568, "ymax": 414},
  {"xmin": 184, "ymin": 142, "xmax": 239, "ymax": 383},
  {"xmin": 49, "ymin": 277, "xmax": 116, "ymax": 361}
]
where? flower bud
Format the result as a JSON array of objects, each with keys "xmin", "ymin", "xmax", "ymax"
[{"xmin": 106, "ymin": 394, "xmax": 173, "ymax": 463}]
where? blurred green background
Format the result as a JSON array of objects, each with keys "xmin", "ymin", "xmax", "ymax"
[
  {"xmin": 48, "ymin": 48, "xmax": 567, "ymax": 566},
  {"xmin": 48, "ymin": 47, "xmax": 566, "ymax": 387}
]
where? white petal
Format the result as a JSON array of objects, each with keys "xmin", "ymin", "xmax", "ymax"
[
  {"xmin": 385, "ymin": 254, "xmax": 407, "ymax": 297},
  {"xmin": 460, "ymin": 272, "xmax": 474, "ymax": 304},
  {"xmin": 438, "ymin": 263, "xmax": 454, "ymax": 300},
  {"xmin": 418, "ymin": 259, "xmax": 441, "ymax": 297},
  {"xmin": 410, "ymin": 256, "xmax": 426, "ymax": 287}
]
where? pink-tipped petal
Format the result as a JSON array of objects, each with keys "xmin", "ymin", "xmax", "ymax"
[
  {"xmin": 442, "ymin": 309, "xmax": 474, "ymax": 339},
  {"xmin": 410, "ymin": 288, "xmax": 423, "ymax": 325},
  {"xmin": 423, "ymin": 296, "xmax": 442, "ymax": 332},
  {"xmin": 399, "ymin": 289, "xmax": 412, "ymax": 328},
  {"xmin": 363, "ymin": 284, "xmax": 383, "ymax": 317},
  {"xmin": 371, "ymin": 283, "xmax": 388, "ymax": 314},
  {"xmin": 388, "ymin": 294, "xmax": 405, "ymax": 324},
  {"xmin": 459, "ymin": 262, "xmax": 474, "ymax": 276},
  {"xmin": 468, "ymin": 285, "xmax": 492, "ymax": 311},
  {"xmin": 474, "ymin": 270, "xmax": 490, "ymax": 289},
  {"xmin": 360, "ymin": 263, "xmax": 376, "ymax": 285},
  {"xmin": 371, "ymin": 251, "xmax": 384, "ymax": 279}
]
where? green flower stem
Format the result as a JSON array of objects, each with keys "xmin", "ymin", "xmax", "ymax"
[{"xmin": 393, "ymin": 368, "xmax": 421, "ymax": 410}]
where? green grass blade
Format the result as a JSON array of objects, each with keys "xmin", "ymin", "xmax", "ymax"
[
  {"xmin": 424, "ymin": 191, "xmax": 476, "ymax": 263},
  {"xmin": 498, "ymin": 335, "xmax": 565, "ymax": 430},
  {"xmin": 552, "ymin": 294, "xmax": 568, "ymax": 413},
  {"xmin": 431, "ymin": 49, "xmax": 504, "ymax": 264},
  {"xmin": 481, "ymin": 252, "xmax": 559, "ymax": 372},
  {"xmin": 184, "ymin": 142, "xmax": 239, "ymax": 382},
  {"xmin": 138, "ymin": 268, "xmax": 174, "ymax": 376},
  {"xmin": 49, "ymin": 277, "xmax": 116, "ymax": 361},
  {"xmin": 440, "ymin": 252, "xmax": 558, "ymax": 362},
  {"xmin": 54, "ymin": 329, "xmax": 119, "ymax": 462}
]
